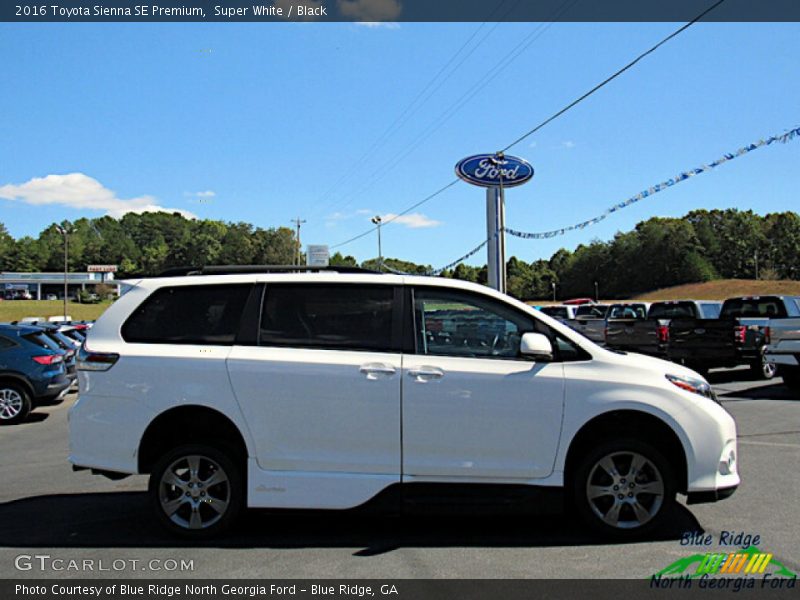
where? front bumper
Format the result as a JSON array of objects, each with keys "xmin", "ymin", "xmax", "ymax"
[{"xmin": 686, "ymin": 485, "xmax": 738, "ymax": 505}]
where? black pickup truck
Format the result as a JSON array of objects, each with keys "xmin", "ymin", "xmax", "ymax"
[
  {"xmin": 605, "ymin": 300, "xmax": 720, "ymax": 358},
  {"xmin": 668, "ymin": 296, "xmax": 798, "ymax": 379}
]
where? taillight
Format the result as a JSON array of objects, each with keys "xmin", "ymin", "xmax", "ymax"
[
  {"xmin": 657, "ymin": 325, "xmax": 670, "ymax": 343},
  {"xmin": 32, "ymin": 354, "xmax": 63, "ymax": 365},
  {"xmin": 77, "ymin": 344, "xmax": 119, "ymax": 372},
  {"xmin": 764, "ymin": 326, "xmax": 771, "ymax": 345},
  {"xmin": 734, "ymin": 325, "xmax": 746, "ymax": 344}
]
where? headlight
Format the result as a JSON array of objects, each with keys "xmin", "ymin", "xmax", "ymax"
[{"xmin": 666, "ymin": 373, "xmax": 718, "ymax": 402}]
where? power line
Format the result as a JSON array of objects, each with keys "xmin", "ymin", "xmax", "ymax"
[
  {"xmin": 502, "ymin": 0, "xmax": 729, "ymax": 152},
  {"xmin": 326, "ymin": 0, "xmax": 576, "ymax": 216},
  {"xmin": 330, "ymin": 0, "xmax": 728, "ymax": 251}
]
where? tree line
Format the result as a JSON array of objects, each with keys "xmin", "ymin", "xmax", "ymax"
[{"xmin": 0, "ymin": 208, "xmax": 797, "ymax": 300}]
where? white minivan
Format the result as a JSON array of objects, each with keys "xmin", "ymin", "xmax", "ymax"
[{"xmin": 69, "ymin": 267, "xmax": 739, "ymax": 538}]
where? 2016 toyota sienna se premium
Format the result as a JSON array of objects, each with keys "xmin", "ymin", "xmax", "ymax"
[{"xmin": 69, "ymin": 266, "xmax": 739, "ymax": 538}]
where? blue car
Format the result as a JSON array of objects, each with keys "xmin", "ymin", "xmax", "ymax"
[{"xmin": 0, "ymin": 324, "xmax": 70, "ymax": 424}]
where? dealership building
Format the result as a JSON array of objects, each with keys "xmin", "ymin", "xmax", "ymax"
[{"xmin": 0, "ymin": 270, "xmax": 120, "ymax": 300}]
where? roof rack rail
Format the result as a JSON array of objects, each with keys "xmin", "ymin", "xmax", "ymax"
[{"xmin": 155, "ymin": 265, "xmax": 382, "ymax": 277}]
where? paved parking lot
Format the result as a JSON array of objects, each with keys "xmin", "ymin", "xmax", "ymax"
[{"xmin": 1, "ymin": 368, "xmax": 798, "ymax": 579}]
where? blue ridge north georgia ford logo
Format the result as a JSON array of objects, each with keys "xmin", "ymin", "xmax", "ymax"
[{"xmin": 455, "ymin": 154, "xmax": 534, "ymax": 188}]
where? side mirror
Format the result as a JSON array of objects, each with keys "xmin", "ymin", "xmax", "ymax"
[{"xmin": 520, "ymin": 332, "xmax": 553, "ymax": 361}]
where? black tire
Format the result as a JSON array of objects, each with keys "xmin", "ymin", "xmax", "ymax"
[
  {"xmin": 572, "ymin": 438, "xmax": 675, "ymax": 539},
  {"xmin": 781, "ymin": 366, "xmax": 800, "ymax": 390},
  {"xmin": 750, "ymin": 355, "xmax": 776, "ymax": 380},
  {"xmin": 0, "ymin": 382, "xmax": 32, "ymax": 425},
  {"xmin": 148, "ymin": 444, "xmax": 243, "ymax": 538}
]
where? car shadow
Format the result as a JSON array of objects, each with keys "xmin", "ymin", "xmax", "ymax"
[
  {"xmin": 22, "ymin": 411, "xmax": 50, "ymax": 423},
  {"xmin": 0, "ymin": 491, "xmax": 702, "ymax": 554},
  {"xmin": 716, "ymin": 380, "xmax": 798, "ymax": 401}
]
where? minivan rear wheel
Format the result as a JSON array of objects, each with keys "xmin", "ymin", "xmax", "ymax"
[
  {"xmin": 573, "ymin": 439, "xmax": 675, "ymax": 539},
  {"xmin": 0, "ymin": 383, "xmax": 31, "ymax": 425},
  {"xmin": 149, "ymin": 444, "xmax": 243, "ymax": 538}
]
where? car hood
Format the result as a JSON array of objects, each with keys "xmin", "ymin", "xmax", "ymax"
[{"xmin": 600, "ymin": 347, "xmax": 708, "ymax": 382}]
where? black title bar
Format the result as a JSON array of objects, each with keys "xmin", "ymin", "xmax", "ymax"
[{"xmin": 3, "ymin": 0, "xmax": 800, "ymax": 23}]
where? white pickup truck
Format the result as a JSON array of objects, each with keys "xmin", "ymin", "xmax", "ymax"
[{"xmin": 765, "ymin": 298, "xmax": 800, "ymax": 389}]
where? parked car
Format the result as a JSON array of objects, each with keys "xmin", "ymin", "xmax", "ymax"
[
  {"xmin": 764, "ymin": 299, "xmax": 800, "ymax": 389},
  {"xmin": 538, "ymin": 304, "xmax": 577, "ymax": 323},
  {"xmin": 605, "ymin": 300, "xmax": 722, "ymax": 358},
  {"xmin": 668, "ymin": 296, "xmax": 799, "ymax": 378},
  {"xmin": 0, "ymin": 324, "xmax": 70, "ymax": 424},
  {"xmin": 565, "ymin": 304, "xmax": 611, "ymax": 344},
  {"xmin": 48, "ymin": 315, "xmax": 73, "ymax": 323},
  {"xmin": 562, "ymin": 298, "xmax": 596, "ymax": 306},
  {"xmin": 31, "ymin": 325, "xmax": 79, "ymax": 384},
  {"xmin": 69, "ymin": 267, "xmax": 739, "ymax": 539},
  {"xmin": 45, "ymin": 294, "xmax": 58, "ymax": 301}
]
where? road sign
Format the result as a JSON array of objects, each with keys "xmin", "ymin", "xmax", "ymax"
[
  {"xmin": 306, "ymin": 245, "xmax": 330, "ymax": 267},
  {"xmin": 87, "ymin": 265, "xmax": 118, "ymax": 273}
]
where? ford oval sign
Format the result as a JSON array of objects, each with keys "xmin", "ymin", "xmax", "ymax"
[{"xmin": 455, "ymin": 154, "xmax": 534, "ymax": 188}]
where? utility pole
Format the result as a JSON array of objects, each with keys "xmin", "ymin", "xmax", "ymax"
[
  {"xmin": 371, "ymin": 215, "xmax": 383, "ymax": 270},
  {"xmin": 55, "ymin": 223, "xmax": 73, "ymax": 317},
  {"xmin": 594, "ymin": 280, "xmax": 599, "ymax": 302},
  {"xmin": 551, "ymin": 281, "xmax": 556, "ymax": 302},
  {"xmin": 290, "ymin": 217, "xmax": 306, "ymax": 266}
]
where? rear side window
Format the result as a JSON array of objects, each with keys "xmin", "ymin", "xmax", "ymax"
[
  {"xmin": 259, "ymin": 284, "xmax": 395, "ymax": 352},
  {"xmin": 0, "ymin": 335, "xmax": 16, "ymax": 350},
  {"xmin": 122, "ymin": 284, "xmax": 252, "ymax": 345},
  {"xmin": 720, "ymin": 297, "xmax": 788, "ymax": 318}
]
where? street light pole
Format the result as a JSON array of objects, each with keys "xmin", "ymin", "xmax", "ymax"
[
  {"xmin": 371, "ymin": 216, "xmax": 383, "ymax": 270},
  {"xmin": 594, "ymin": 281, "xmax": 599, "ymax": 302}
]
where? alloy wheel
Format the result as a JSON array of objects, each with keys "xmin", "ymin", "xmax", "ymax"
[
  {"xmin": 585, "ymin": 451, "xmax": 665, "ymax": 529},
  {"xmin": 0, "ymin": 388, "xmax": 24, "ymax": 421},
  {"xmin": 158, "ymin": 454, "xmax": 231, "ymax": 530}
]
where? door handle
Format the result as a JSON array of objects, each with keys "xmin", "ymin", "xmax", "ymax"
[
  {"xmin": 407, "ymin": 367, "xmax": 444, "ymax": 380},
  {"xmin": 359, "ymin": 363, "xmax": 397, "ymax": 379}
]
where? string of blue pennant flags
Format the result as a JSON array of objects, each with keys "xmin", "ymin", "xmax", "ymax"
[
  {"xmin": 382, "ymin": 125, "xmax": 800, "ymax": 277},
  {"xmin": 504, "ymin": 125, "xmax": 800, "ymax": 240}
]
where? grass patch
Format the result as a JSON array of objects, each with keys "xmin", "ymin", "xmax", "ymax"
[{"xmin": 0, "ymin": 300, "xmax": 112, "ymax": 322}]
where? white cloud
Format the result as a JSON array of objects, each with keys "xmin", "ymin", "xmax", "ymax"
[
  {"xmin": 0, "ymin": 173, "xmax": 196, "ymax": 219},
  {"xmin": 184, "ymin": 190, "xmax": 215, "ymax": 198},
  {"xmin": 529, "ymin": 141, "xmax": 537, "ymax": 148},
  {"xmin": 381, "ymin": 212, "xmax": 441, "ymax": 229},
  {"xmin": 326, "ymin": 208, "xmax": 374, "ymax": 224},
  {"xmin": 561, "ymin": 140, "xmax": 576, "ymax": 149},
  {"xmin": 338, "ymin": 0, "xmax": 402, "ymax": 21},
  {"xmin": 354, "ymin": 21, "xmax": 400, "ymax": 29}
]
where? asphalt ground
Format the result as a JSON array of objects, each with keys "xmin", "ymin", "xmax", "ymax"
[{"xmin": 0, "ymin": 367, "xmax": 798, "ymax": 580}]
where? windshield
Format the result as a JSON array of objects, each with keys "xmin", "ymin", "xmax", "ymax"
[
  {"xmin": 608, "ymin": 304, "xmax": 647, "ymax": 319},
  {"xmin": 575, "ymin": 305, "xmax": 610, "ymax": 319},
  {"xmin": 647, "ymin": 302, "xmax": 697, "ymax": 319}
]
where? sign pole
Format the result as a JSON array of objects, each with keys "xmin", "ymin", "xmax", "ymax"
[{"xmin": 485, "ymin": 186, "xmax": 506, "ymax": 293}]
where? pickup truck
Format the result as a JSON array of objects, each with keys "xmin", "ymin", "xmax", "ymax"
[
  {"xmin": 668, "ymin": 296, "xmax": 799, "ymax": 378},
  {"xmin": 764, "ymin": 298, "xmax": 800, "ymax": 389},
  {"xmin": 539, "ymin": 304, "xmax": 577, "ymax": 323},
  {"xmin": 605, "ymin": 300, "xmax": 720, "ymax": 358},
  {"xmin": 564, "ymin": 304, "xmax": 610, "ymax": 344}
]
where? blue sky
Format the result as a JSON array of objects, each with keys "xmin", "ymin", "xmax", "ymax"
[{"xmin": 0, "ymin": 21, "xmax": 798, "ymax": 269}]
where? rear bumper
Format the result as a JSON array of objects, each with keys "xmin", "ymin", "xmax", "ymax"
[
  {"xmin": 686, "ymin": 485, "xmax": 738, "ymax": 505},
  {"xmin": 36, "ymin": 378, "xmax": 71, "ymax": 401}
]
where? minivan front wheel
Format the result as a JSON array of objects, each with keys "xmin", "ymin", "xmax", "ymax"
[
  {"xmin": 0, "ymin": 384, "xmax": 31, "ymax": 425},
  {"xmin": 573, "ymin": 439, "xmax": 675, "ymax": 538},
  {"xmin": 149, "ymin": 444, "xmax": 243, "ymax": 537}
]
